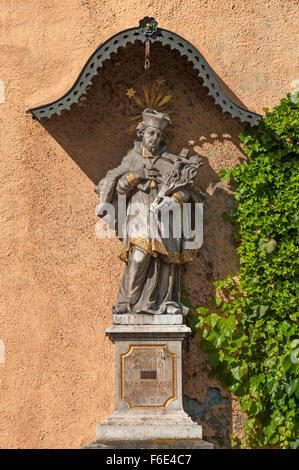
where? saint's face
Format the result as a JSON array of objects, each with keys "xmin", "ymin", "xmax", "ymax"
[{"xmin": 142, "ymin": 126, "xmax": 162, "ymax": 153}]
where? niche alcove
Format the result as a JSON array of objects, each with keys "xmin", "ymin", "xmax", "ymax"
[{"xmin": 26, "ymin": 18, "xmax": 261, "ymax": 447}]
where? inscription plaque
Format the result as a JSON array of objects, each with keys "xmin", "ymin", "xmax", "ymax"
[{"xmin": 121, "ymin": 344, "xmax": 177, "ymax": 409}]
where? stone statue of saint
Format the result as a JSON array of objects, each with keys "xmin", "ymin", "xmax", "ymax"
[{"xmin": 95, "ymin": 109, "xmax": 204, "ymax": 316}]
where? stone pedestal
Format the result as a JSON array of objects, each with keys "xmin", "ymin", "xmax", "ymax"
[{"xmin": 86, "ymin": 315, "xmax": 213, "ymax": 449}]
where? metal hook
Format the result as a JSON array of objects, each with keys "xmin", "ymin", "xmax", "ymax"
[{"xmin": 144, "ymin": 39, "xmax": 150, "ymax": 71}]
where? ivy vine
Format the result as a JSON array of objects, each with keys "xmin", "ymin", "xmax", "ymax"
[{"xmin": 185, "ymin": 93, "xmax": 299, "ymax": 448}]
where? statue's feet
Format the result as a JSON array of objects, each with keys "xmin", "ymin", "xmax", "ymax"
[
  {"xmin": 113, "ymin": 303, "xmax": 186, "ymax": 315},
  {"xmin": 165, "ymin": 304, "xmax": 181, "ymax": 315},
  {"xmin": 112, "ymin": 303, "xmax": 130, "ymax": 314}
]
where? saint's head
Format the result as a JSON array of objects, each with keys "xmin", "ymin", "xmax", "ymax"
[{"xmin": 136, "ymin": 109, "xmax": 171, "ymax": 154}]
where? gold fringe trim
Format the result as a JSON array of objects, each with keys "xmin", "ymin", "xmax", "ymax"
[
  {"xmin": 118, "ymin": 236, "xmax": 193, "ymax": 265},
  {"xmin": 130, "ymin": 235, "xmax": 168, "ymax": 257},
  {"xmin": 161, "ymin": 250, "xmax": 193, "ymax": 264}
]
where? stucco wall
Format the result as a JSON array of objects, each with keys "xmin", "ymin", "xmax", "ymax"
[{"xmin": 0, "ymin": 0, "xmax": 297, "ymax": 448}]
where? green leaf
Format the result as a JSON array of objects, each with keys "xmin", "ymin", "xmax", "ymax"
[
  {"xmin": 211, "ymin": 295, "xmax": 223, "ymax": 307},
  {"xmin": 231, "ymin": 366, "xmax": 242, "ymax": 381},
  {"xmin": 202, "ymin": 328, "xmax": 208, "ymax": 339},
  {"xmin": 218, "ymin": 315, "xmax": 236, "ymax": 337},
  {"xmin": 181, "ymin": 297, "xmax": 191, "ymax": 308},
  {"xmin": 290, "ymin": 440, "xmax": 299, "ymax": 449},
  {"xmin": 186, "ymin": 313, "xmax": 199, "ymax": 335},
  {"xmin": 264, "ymin": 420, "xmax": 278, "ymax": 440},
  {"xmin": 206, "ymin": 313, "xmax": 219, "ymax": 328},
  {"xmin": 195, "ymin": 306, "xmax": 209, "ymax": 316},
  {"xmin": 195, "ymin": 316, "xmax": 204, "ymax": 328},
  {"xmin": 208, "ymin": 351, "xmax": 220, "ymax": 368},
  {"xmin": 230, "ymin": 434, "xmax": 240, "ymax": 448},
  {"xmin": 244, "ymin": 418, "xmax": 256, "ymax": 432}
]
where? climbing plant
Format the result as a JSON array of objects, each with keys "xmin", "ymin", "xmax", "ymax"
[{"xmin": 186, "ymin": 93, "xmax": 299, "ymax": 448}]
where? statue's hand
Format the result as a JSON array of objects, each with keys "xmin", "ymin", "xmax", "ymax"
[
  {"xmin": 145, "ymin": 168, "xmax": 161, "ymax": 180},
  {"xmin": 150, "ymin": 196, "xmax": 179, "ymax": 213},
  {"xmin": 134, "ymin": 168, "xmax": 161, "ymax": 181}
]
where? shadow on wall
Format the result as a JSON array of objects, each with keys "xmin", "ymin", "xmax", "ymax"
[{"xmin": 40, "ymin": 40, "xmax": 247, "ymax": 448}]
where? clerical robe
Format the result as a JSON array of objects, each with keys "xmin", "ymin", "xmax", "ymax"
[{"xmin": 96, "ymin": 140, "xmax": 196, "ymax": 315}]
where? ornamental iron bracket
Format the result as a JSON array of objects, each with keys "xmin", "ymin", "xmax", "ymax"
[{"xmin": 26, "ymin": 17, "xmax": 262, "ymax": 126}]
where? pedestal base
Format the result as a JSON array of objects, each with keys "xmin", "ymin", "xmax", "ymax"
[
  {"xmin": 113, "ymin": 314, "xmax": 183, "ymax": 325},
  {"xmin": 96, "ymin": 409, "xmax": 202, "ymax": 441},
  {"xmin": 87, "ymin": 321, "xmax": 213, "ymax": 449},
  {"xmin": 85, "ymin": 439, "xmax": 214, "ymax": 449}
]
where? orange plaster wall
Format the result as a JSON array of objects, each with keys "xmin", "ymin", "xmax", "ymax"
[{"xmin": 0, "ymin": 0, "xmax": 297, "ymax": 448}]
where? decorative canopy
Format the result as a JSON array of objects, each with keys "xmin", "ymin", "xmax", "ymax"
[{"xmin": 26, "ymin": 17, "xmax": 262, "ymax": 126}]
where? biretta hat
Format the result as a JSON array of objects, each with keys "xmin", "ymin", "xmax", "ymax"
[{"xmin": 142, "ymin": 108, "xmax": 171, "ymax": 130}]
